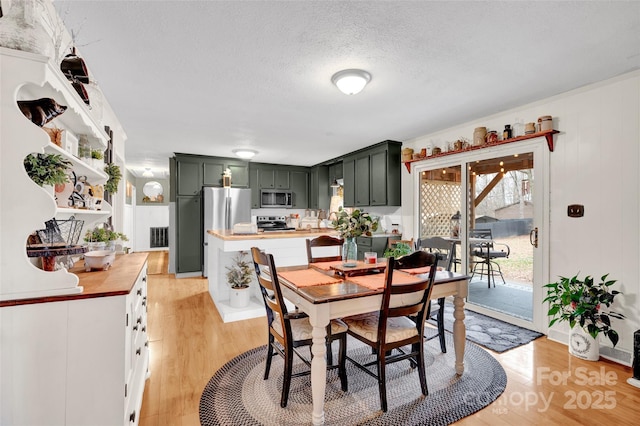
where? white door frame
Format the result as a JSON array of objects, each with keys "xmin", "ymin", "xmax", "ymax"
[{"xmin": 413, "ymin": 138, "xmax": 550, "ymax": 332}]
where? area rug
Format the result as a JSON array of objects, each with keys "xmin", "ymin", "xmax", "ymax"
[
  {"xmin": 428, "ymin": 302, "xmax": 543, "ymax": 353},
  {"xmin": 199, "ymin": 334, "xmax": 506, "ymax": 425}
]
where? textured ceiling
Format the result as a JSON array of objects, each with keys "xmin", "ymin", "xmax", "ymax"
[{"xmin": 54, "ymin": 1, "xmax": 640, "ymax": 177}]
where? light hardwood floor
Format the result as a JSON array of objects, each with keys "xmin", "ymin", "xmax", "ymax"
[{"xmin": 139, "ymin": 251, "xmax": 638, "ymax": 426}]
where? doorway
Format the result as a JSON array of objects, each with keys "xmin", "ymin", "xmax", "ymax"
[{"xmin": 415, "ymin": 140, "xmax": 548, "ymax": 331}]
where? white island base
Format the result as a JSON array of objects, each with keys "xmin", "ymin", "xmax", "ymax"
[{"xmin": 206, "ymin": 229, "xmax": 337, "ymax": 322}]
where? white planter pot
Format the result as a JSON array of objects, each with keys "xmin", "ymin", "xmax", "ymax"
[
  {"xmin": 569, "ymin": 326, "xmax": 600, "ymax": 361},
  {"xmin": 229, "ymin": 286, "xmax": 251, "ymax": 308}
]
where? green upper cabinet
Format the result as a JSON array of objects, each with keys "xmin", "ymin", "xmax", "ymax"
[
  {"xmin": 203, "ymin": 159, "xmax": 249, "ymax": 188},
  {"xmin": 309, "ymin": 165, "xmax": 329, "ymax": 210},
  {"xmin": 328, "ymin": 162, "xmax": 343, "ymax": 183},
  {"xmin": 290, "ymin": 170, "xmax": 309, "ymax": 208},
  {"xmin": 177, "ymin": 158, "xmax": 202, "ymax": 196},
  {"xmin": 370, "ymin": 149, "xmax": 388, "ymax": 206},
  {"xmin": 341, "ymin": 141, "xmax": 402, "ymax": 207},
  {"xmin": 354, "ymin": 155, "xmax": 370, "ymax": 206},
  {"xmin": 275, "ymin": 170, "xmax": 290, "ymax": 189},
  {"xmin": 342, "ymin": 158, "xmax": 355, "ymax": 207}
]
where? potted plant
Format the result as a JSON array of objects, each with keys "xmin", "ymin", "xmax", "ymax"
[
  {"xmin": 383, "ymin": 242, "xmax": 413, "ymax": 259},
  {"xmin": 543, "ymin": 273, "xmax": 625, "ymax": 361},
  {"xmin": 23, "ymin": 153, "xmax": 71, "ymax": 187},
  {"xmin": 84, "ymin": 226, "xmax": 128, "ymax": 251},
  {"xmin": 104, "ymin": 163, "xmax": 122, "ymax": 194},
  {"xmin": 226, "ymin": 251, "xmax": 253, "ymax": 308},
  {"xmin": 331, "ymin": 207, "xmax": 378, "ymax": 266},
  {"xmin": 90, "ymin": 149, "xmax": 104, "ymax": 169}
]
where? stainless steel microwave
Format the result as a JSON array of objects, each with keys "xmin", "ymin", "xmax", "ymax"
[{"xmin": 260, "ymin": 189, "xmax": 293, "ymax": 208}]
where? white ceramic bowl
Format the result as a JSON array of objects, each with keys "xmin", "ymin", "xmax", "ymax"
[{"xmin": 84, "ymin": 250, "xmax": 116, "ymax": 271}]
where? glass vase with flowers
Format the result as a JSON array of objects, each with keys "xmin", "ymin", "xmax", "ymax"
[{"xmin": 331, "ymin": 207, "xmax": 378, "ymax": 266}]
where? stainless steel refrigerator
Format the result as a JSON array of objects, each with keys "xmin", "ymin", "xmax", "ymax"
[{"xmin": 203, "ymin": 187, "xmax": 252, "ymax": 277}]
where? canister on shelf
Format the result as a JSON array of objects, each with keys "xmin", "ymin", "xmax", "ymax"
[
  {"xmin": 538, "ymin": 115, "xmax": 553, "ymax": 131},
  {"xmin": 503, "ymin": 124, "xmax": 512, "ymax": 139},
  {"xmin": 487, "ymin": 131, "xmax": 499, "ymax": 144},
  {"xmin": 473, "ymin": 127, "xmax": 487, "ymax": 146},
  {"xmin": 401, "ymin": 148, "xmax": 414, "ymax": 162}
]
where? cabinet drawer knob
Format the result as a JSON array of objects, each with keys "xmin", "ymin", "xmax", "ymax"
[
  {"xmin": 141, "ymin": 326, "xmax": 146, "ymax": 332},
  {"xmin": 136, "ymin": 347, "xmax": 141, "ymax": 356},
  {"xmin": 129, "ymin": 410, "xmax": 136, "ymax": 423},
  {"xmin": 136, "ymin": 288, "xmax": 142, "ymax": 296},
  {"xmin": 137, "ymin": 316, "xmax": 142, "ymax": 324},
  {"xmin": 142, "ymin": 276, "xmax": 147, "ymax": 282},
  {"xmin": 133, "ymin": 325, "xmax": 138, "ymax": 331}
]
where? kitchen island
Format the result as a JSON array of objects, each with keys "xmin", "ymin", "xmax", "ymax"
[{"xmin": 206, "ymin": 229, "xmax": 339, "ymax": 322}]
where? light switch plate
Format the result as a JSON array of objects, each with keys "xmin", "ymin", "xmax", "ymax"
[{"xmin": 568, "ymin": 204, "xmax": 584, "ymax": 217}]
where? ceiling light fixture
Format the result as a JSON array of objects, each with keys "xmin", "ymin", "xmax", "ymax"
[
  {"xmin": 142, "ymin": 168, "xmax": 153, "ymax": 177},
  {"xmin": 331, "ymin": 69, "xmax": 371, "ymax": 95},
  {"xmin": 233, "ymin": 149, "xmax": 258, "ymax": 159}
]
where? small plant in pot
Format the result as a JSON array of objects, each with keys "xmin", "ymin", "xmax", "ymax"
[
  {"xmin": 544, "ymin": 273, "xmax": 625, "ymax": 360},
  {"xmin": 23, "ymin": 153, "xmax": 71, "ymax": 187},
  {"xmin": 90, "ymin": 149, "xmax": 104, "ymax": 169},
  {"xmin": 226, "ymin": 251, "xmax": 253, "ymax": 308},
  {"xmin": 84, "ymin": 226, "xmax": 128, "ymax": 251}
]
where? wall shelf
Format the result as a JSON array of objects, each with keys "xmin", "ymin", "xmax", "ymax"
[{"xmin": 403, "ymin": 129, "xmax": 559, "ymax": 173}]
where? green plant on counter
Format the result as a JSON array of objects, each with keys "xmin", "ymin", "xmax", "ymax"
[
  {"xmin": 543, "ymin": 273, "xmax": 625, "ymax": 346},
  {"xmin": 383, "ymin": 242, "xmax": 413, "ymax": 259},
  {"xmin": 84, "ymin": 226, "xmax": 128, "ymax": 243},
  {"xmin": 104, "ymin": 163, "xmax": 122, "ymax": 193},
  {"xmin": 23, "ymin": 153, "xmax": 71, "ymax": 187},
  {"xmin": 91, "ymin": 149, "xmax": 104, "ymax": 160},
  {"xmin": 226, "ymin": 251, "xmax": 253, "ymax": 289}
]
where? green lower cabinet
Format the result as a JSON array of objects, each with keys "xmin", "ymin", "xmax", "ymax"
[
  {"xmin": 355, "ymin": 235, "xmax": 399, "ymax": 260},
  {"xmin": 176, "ymin": 195, "xmax": 202, "ymax": 273}
]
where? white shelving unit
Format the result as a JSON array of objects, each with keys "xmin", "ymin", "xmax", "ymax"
[{"xmin": 0, "ymin": 46, "xmax": 111, "ymax": 301}]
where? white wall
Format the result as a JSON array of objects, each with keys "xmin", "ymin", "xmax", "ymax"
[
  {"xmin": 401, "ymin": 71, "xmax": 640, "ymax": 363},
  {"xmin": 134, "ymin": 205, "xmax": 169, "ymax": 252}
]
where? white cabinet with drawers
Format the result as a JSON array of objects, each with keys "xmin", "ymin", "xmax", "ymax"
[{"xmin": 0, "ymin": 253, "xmax": 149, "ymax": 425}]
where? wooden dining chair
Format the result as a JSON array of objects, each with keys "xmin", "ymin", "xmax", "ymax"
[
  {"xmin": 306, "ymin": 235, "xmax": 344, "ymax": 263},
  {"xmin": 416, "ymin": 236, "xmax": 456, "ymax": 353},
  {"xmin": 305, "ymin": 235, "xmax": 344, "ymax": 364},
  {"xmin": 342, "ymin": 250, "xmax": 437, "ymax": 412},
  {"xmin": 250, "ymin": 247, "xmax": 348, "ymax": 408}
]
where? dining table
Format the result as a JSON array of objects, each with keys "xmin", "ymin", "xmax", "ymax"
[{"xmin": 276, "ymin": 265, "xmax": 469, "ymax": 425}]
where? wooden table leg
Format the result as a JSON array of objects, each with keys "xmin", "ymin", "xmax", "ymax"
[
  {"xmin": 309, "ymin": 306, "xmax": 329, "ymax": 425},
  {"xmin": 453, "ymin": 294, "xmax": 466, "ymax": 375}
]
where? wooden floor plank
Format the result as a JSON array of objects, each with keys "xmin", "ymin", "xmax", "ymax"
[{"xmin": 138, "ymin": 251, "xmax": 636, "ymax": 426}]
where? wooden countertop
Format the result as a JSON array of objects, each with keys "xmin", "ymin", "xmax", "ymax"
[
  {"xmin": 208, "ymin": 229, "xmax": 340, "ymax": 240},
  {"xmin": 0, "ymin": 252, "xmax": 149, "ymax": 307}
]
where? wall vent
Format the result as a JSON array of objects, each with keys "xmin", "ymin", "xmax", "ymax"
[{"xmin": 150, "ymin": 227, "xmax": 169, "ymax": 248}]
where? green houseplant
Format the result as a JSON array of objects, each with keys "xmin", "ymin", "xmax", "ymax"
[
  {"xmin": 543, "ymin": 273, "xmax": 625, "ymax": 346},
  {"xmin": 226, "ymin": 251, "xmax": 253, "ymax": 289},
  {"xmin": 104, "ymin": 163, "xmax": 122, "ymax": 194},
  {"xmin": 23, "ymin": 153, "xmax": 71, "ymax": 187},
  {"xmin": 383, "ymin": 242, "xmax": 413, "ymax": 259},
  {"xmin": 226, "ymin": 251, "xmax": 253, "ymax": 308}
]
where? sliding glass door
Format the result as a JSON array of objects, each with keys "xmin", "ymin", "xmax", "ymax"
[{"xmin": 415, "ymin": 139, "xmax": 548, "ymax": 331}]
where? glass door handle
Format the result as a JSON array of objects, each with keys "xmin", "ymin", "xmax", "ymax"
[{"xmin": 529, "ymin": 227, "xmax": 538, "ymax": 248}]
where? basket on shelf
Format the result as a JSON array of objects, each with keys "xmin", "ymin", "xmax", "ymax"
[{"xmin": 28, "ymin": 217, "xmax": 84, "ymax": 248}]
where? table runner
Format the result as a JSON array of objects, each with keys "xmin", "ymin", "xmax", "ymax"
[
  {"xmin": 346, "ymin": 270, "xmax": 422, "ymax": 290},
  {"xmin": 278, "ymin": 268, "xmax": 343, "ymax": 287}
]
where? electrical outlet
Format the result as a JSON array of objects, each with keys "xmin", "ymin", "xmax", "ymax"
[{"xmin": 568, "ymin": 204, "xmax": 584, "ymax": 217}]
